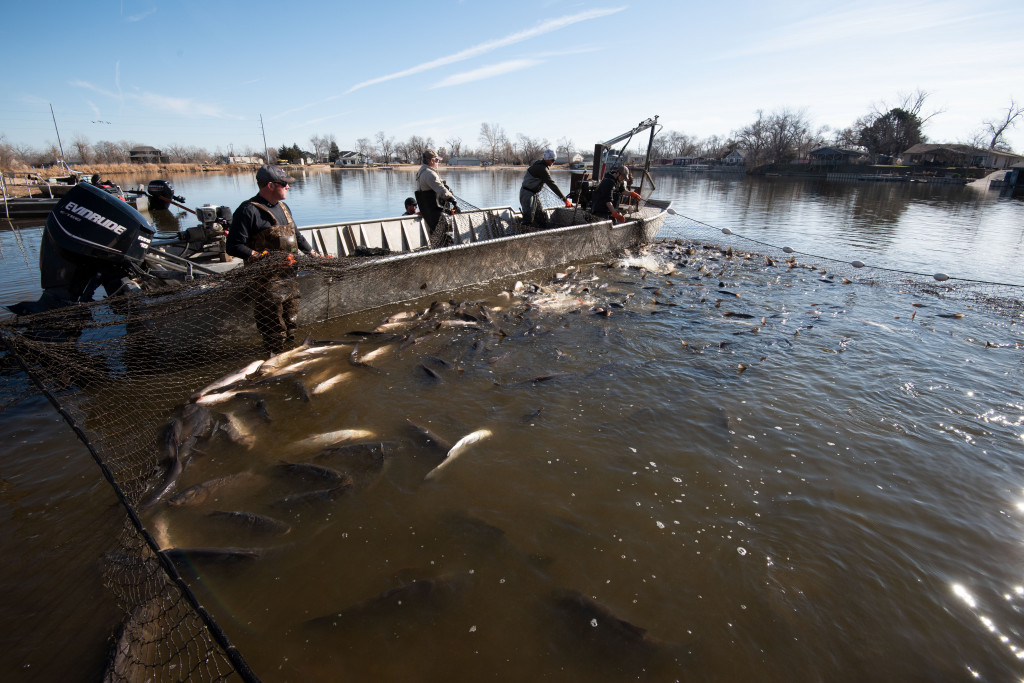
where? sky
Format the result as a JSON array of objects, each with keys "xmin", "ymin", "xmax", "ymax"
[{"xmin": 1, "ymin": 0, "xmax": 1022, "ymax": 157}]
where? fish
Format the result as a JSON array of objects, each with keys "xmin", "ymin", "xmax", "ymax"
[
  {"xmin": 315, "ymin": 441, "xmax": 394, "ymax": 472},
  {"xmin": 348, "ymin": 344, "xmax": 382, "ymax": 372},
  {"xmin": 167, "ymin": 471, "xmax": 265, "ymax": 507},
  {"xmin": 293, "ymin": 429, "xmax": 375, "ymax": 450},
  {"xmin": 312, "ymin": 373, "xmax": 349, "ymax": 395},
  {"xmin": 206, "ymin": 510, "xmax": 292, "ymax": 537},
  {"xmin": 405, "ymin": 419, "xmax": 453, "ymax": 452},
  {"xmin": 304, "ymin": 572, "xmax": 471, "ymax": 630},
  {"xmin": 269, "ymin": 483, "xmax": 352, "ymax": 510},
  {"xmin": 163, "ymin": 546, "xmax": 264, "ymax": 566},
  {"xmin": 552, "ymin": 589, "xmax": 649, "ymax": 645},
  {"xmin": 424, "ymin": 428, "xmax": 492, "ymax": 480},
  {"xmin": 273, "ymin": 461, "xmax": 351, "ymax": 484},
  {"xmin": 253, "ymin": 399, "xmax": 272, "ymax": 423},
  {"xmin": 258, "ymin": 333, "xmax": 314, "ymax": 373},
  {"xmin": 417, "ymin": 364, "xmax": 441, "ymax": 381},
  {"xmin": 215, "ymin": 413, "xmax": 256, "ymax": 449},
  {"xmin": 192, "ymin": 359, "xmax": 265, "ymax": 400},
  {"xmin": 139, "ymin": 451, "xmax": 181, "ymax": 510}
]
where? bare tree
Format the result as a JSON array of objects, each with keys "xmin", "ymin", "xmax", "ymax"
[
  {"xmin": 376, "ymin": 131, "xmax": 395, "ymax": 164},
  {"xmin": 479, "ymin": 122, "xmax": 506, "ymax": 164},
  {"xmin": 515, "ymin": 134, "xmax": 548, "ymax": 164},
  {"xmin": 982, "ymin": 98, "xmax": 1023, "ymax": 151},
  {"xmin": 71, "ymin": 135, "xmax": 93, "ymax": 164},
  {"xmin": 445, "ymin": 136, "xmax": 463, "ymax": 159},
  {"xmin": 355, "ymin": 137, "xmax": 375, "ymax": 161},
  {"xmin": 406, "ymin": 135, "xmax": 434, "ymax": 160},
  {"xmin": 556, "ymin": 136, "xmax": 576, "ymax": 163},
  {"xmin": 309, "ymin": 134, "xmax": 329, "ymax": 162},
  {"xmin": 733, "ymin": 108, "xmax": 818, "ymax": 167}
]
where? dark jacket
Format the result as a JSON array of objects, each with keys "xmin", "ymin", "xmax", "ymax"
[
  {"xmin": 521, "ymin": 160, "xmax": 566, "ymax": 200},
  {"xmin": 590, "ymin": 173, "xmax": 620, "ymax": 218},
  {"xmin": 227, "ymin": 195, "xmax": 314, "ymax": 260}
]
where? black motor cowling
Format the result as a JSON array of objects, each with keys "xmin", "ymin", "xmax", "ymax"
[
  {"xmin": 147, "ymin": 179, "xmax": 183, "ymax": 210},
  {"xmin": 6, "ymin": 182, "xmax": 155, "ymax": 314}
]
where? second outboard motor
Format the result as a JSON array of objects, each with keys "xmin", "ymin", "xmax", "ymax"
[
  {"xmin": 6, "ymin": 182, "xmax": 155, "ymax": 314},
  {"xmin": 147, "ymin": 179, "xmax": 184, "ymax": 211}
]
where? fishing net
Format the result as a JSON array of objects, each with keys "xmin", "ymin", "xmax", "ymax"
[
  {"xmin": 0, "ymin": 200, "xmax": 663, "ymax": 682},
  {"xmin": 1, "ymin": 199, "xmax": 1019, "ymax": 681}
]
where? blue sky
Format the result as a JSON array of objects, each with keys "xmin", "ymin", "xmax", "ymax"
[{"xmin": 1, "ymin": 0, "xmax": 1022, "ymax": 156}]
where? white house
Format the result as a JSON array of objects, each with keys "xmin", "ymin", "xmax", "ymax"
[{"xmin": 334, "ymin": 151, "xmax": 367, "ymax": 167}]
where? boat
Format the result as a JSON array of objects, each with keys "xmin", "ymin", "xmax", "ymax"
[
  {"xmin": 1, "ymin": 172, "xmax": 150, "ymax": 218},
  {"xmin": 4, "ymin": 117, "xmax": 670, "ymax": 353}
]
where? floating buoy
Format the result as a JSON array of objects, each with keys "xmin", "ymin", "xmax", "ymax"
[
  {"xmin": 933, "ymin": 273, "xmax": 949, "ymax": 282},
  {"xmin": 722, "ymin": 228, "xmax": 732, "ymax": 235},
  {"xmin": 851, "ymin": 260, "xmax": 866, "ymax": 268},
  {"xmin": 782, "ymin": 247, "xmax": 794, "ymax": 253}
]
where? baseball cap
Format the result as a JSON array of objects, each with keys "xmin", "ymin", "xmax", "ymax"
[
  {"xmin": 542, "ymin": 149, "xmax": 555, "ymax": 161},
  {"xmin": 422, "ymin": 149, "xmax": 439, "ymax": 162},
  {"xmin": 256, "ymin": 164, "xmax": 297, "ymax": 186}
]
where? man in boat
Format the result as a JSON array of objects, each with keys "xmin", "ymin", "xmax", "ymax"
[
  {"xmin": 402, "ymin": 197, "xmax": 418, "ymax": 216},
  {"xmin": 227, "ymin": 164, "xmax": 321, "ymax": 354},
  {"xmin": 520, "ymin": 148, "xmax": 572, "ymax": 231},
  {"xmin": 590, "ymin": 164, "xmax": 640, "ymax": 223},
  {"xmin": 415, "ymin": 149, "xmax": 457, "ymax": 246}
]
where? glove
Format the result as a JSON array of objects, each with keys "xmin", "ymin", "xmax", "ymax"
[
  {"xmin": 611, "ymin": 211, "xmax": 625, "ymax": 223},
  {"xmin": 628, "ymin": 191, "xmax": 642, "ymax": 202},
  {"xmin": 564, "ymin": 198, "xmax": 573, "ymax": 208}
]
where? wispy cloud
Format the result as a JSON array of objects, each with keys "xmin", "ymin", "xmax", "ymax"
[
  {"xmin": 430, "ymin": 59, "xmax": 541, "ymax": 89},
  {"xmin": 297, "ymin": 111, "xmax": 351, "ymax": 127},
  {"xmin": 345, "ymin": 6, "xmax": 626, "ymax": 94},
  {"xmin": 710, "ymin": 2, "xmax": 995, "ymax": 62},
  {"xmin": 70, "ymin": 79, "xmax": 241, "ymax": 119},
  {"xmin": 125, "ymin": 7, "xmax": 157, "ymax": 22}
]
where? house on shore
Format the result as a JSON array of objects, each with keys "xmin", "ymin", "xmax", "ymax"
[
  {"xmin": 448, "ymin": 157, "xmax": 482, "ymax": 166},
  {"xmin": 129, "ymin": 146, "xmax": 169, "ymax": 164},
  {"xmin": 334, "ymin": 151, "xmax": 368, "ymax": 167},
  {"xmin": 808, "ymin": 147, "xmax": 866, "ymax": 166},
  {"xmin": 900, "ymin": 144, "xmax": 1023, "ymax": 169},
  {"xmin": 723, "ymin": 149, "xmax": 747, "ymax": 166}
]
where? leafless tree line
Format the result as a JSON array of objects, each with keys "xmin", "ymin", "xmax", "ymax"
[{"xmin": 2, "ymin": 94, "xmax": 1020, "ymax": 171}]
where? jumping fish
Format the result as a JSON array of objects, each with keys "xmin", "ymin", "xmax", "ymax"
[
  {"xmin": 424, "ymin": 428, "xmax": 492, "ymax": 480},
  {"xmin": 293, "ymin": 428, "xmax": 375, "ymax": 450},
  {"xmin": 192, "ymin": 359, "xmax": 265, "ymax": 400}
]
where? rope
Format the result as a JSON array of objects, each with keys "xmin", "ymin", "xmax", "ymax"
[{"xmin": 669, "ymin": 209, "xmax": 1024, "ymax": 290}]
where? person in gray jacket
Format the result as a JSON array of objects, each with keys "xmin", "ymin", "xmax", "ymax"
[
  {"xmin": 520, "ymin": 149, "xmax": 572, "ymax": 231},
  {"xmin": 415, "ymin": 149, "xmax": 456, "ymax": 244}
]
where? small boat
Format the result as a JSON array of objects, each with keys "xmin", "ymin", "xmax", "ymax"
[{"xmin": 4, "ymin": 118, "xmax": 669, "ymax": 354}]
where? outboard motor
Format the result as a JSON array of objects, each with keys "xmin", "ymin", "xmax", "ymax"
[
  {"xmin": 174, "ymin": 204, "xmax": 232, "ymax": 255},
  {"xmin": 147, "ymin": 179, "xmax": 184, "ymax": 211},
  {"xmin": 6, "ymin": 182, "xmax": 155, "ymax": 314}
]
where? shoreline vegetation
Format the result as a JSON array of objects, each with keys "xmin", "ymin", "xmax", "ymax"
[{"xmin": 2, "ymin": 160, "xmax": 991, "ymax": 199}]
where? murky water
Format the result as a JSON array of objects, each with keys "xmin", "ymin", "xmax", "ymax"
[{"xmin": 1, "ymin": 170, "xmax": 1023, "ymax": 681}]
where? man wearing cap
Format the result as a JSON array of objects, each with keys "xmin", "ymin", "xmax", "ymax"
[
  {"xmin": 402, "ymin": 197, "xmax": 418, "ymax": 216},
  {"xmin": 520, "ymin": 149, "xmax": 571, "ymax": 231},
  {"xmin": 415, "ymin": 149, "xmax": 456, "ymax": 246},
  {"xmin": 228, "ymin": 164, "xmax": 320, "ymax": 354},
  {"xmin": 590, "ymin": 164, "xmax": 639, "ymax": 223}
]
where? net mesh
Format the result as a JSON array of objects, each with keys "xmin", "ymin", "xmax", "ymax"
[
  {"xmin": 0, "ymin": 204, "xmax": 656, "ymax": 682},
  {"xmin": 1, "ymin": 206, "xmax": 1020, "ymax": 681}
]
